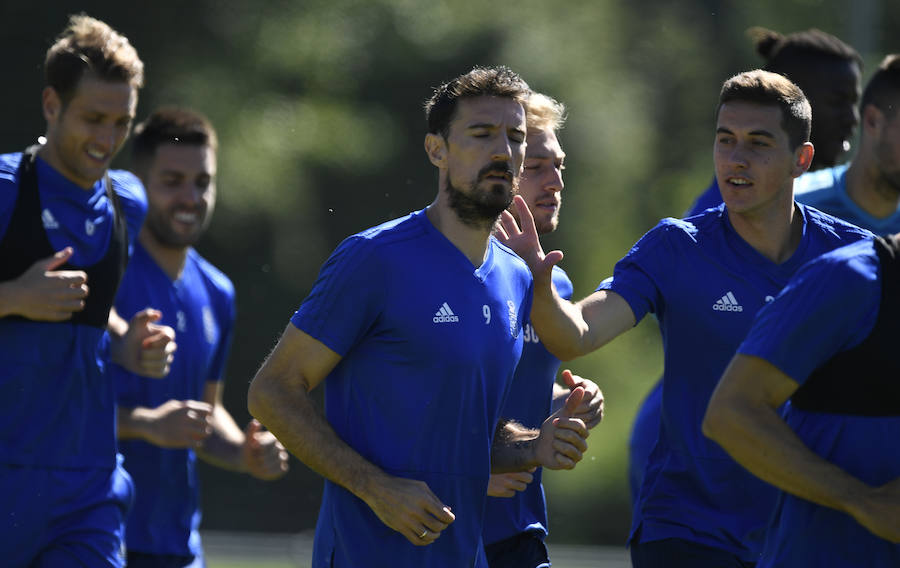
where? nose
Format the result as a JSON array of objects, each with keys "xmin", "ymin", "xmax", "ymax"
[
  {"xmin": 547, "ymin": 168, "xmax": 564, "ymax": 193},
  {"xmin": 94, "ymin": 125, "xmax": 118, "ymax": 151},
  {"xmin": 492, "ymin": 135, "xmax": 514, "ymax": 162},
  {"xmin": 726, "ymin": 142, "xmax": 750, "ymax": 169}
]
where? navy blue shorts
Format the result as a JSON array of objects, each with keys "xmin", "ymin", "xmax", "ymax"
[
  {"xmin": 126, "ymin": 550, "xmax": 203, "ymax": 568},
  {"xmin": 631, "ymin": 537, "xmax": 756, "ymax": 568},
  {"xmin": 485, "ymin": 531, "xmax": 550, "ymax": 568}
]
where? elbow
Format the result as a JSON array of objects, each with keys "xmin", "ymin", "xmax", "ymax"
[{"xmin": 246, "ymin": 374, "xmax": 269, "ymax": 423}]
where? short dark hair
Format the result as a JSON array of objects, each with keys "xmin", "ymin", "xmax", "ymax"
[
  {"xmin": 131, "ymin": 107, "xmax": 218, "ymax": 172},
  {"xmin": 718, "ymin": 69, "xmax": 812, "ymax": 150},
  {"xmin": 861, "ymin": 54, "xmax": 900, "ymax": 119},
  {"xmin": 44, "ymin": 14, "xmax": 144, "ymax": 105},
  {"xmin": 750, "ymin": 27, "xmax": 863, "ymax": 75},
  {"xmin": 424, "ymin": 65, "xmax": 531, "ymax": 139}
]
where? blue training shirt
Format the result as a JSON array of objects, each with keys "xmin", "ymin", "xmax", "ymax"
[
  {"xmin": 599, "ymin": 203, "xmax": 872, "ymax": 560},
  {"xmin": 0, "ymin": 152, "xmax": 146, "ymax": 469},
  {"xmin": 291, "ymin": 209, "xmax": 533, "ymax": 568},
  {"xmin": 482, "ymin": 266, "xmax": 573, "ymax": 547},
  {"xmin": 113, "ymin": 242, "xmax": 236, "ymax": 557},
  {"xmin": 738, "ymin": 239, "xmax": 900, "ymax": 567}
]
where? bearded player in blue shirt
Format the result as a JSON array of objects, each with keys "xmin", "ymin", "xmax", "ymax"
[
  {"xmin": 0, "ymin": 15, "xmax": 175, "ymax": 568},
  {"xmin": 501, "ymin": 70, "xmax": 873, "ymax": 567},
  {"xmin": 112, "ymin": 107, "xmax": 289, "ymax": 568},
  {"xmin": 247, "ymin": 66, "xmax": 591, "ymax": 568},
  {"xmin": 484, "ymin": 91, "xmax": 605, "ymax": 568}
]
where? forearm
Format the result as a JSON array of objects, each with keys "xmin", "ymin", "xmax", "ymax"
[
  {"xmin": 248, "ymin": 373, "xmax": 387, "ymax": 502},
  {"xmin": 704, "ymin": 398, "xmax": 871, "ymax": 516},
  {"xmin": 107, "ymin": 308, "xmax": 129, "ymax": 365},
  {"xmin": 0, "ymin": 280, "xmax": 19, "ymax": 317},
  {"xmin": 117, "ymin": 406, "xmax": 154, "ymax": 440},
  {"xmin": 196, "ymin": 405, "xmax": 246, "ymax": 472},
  {"xmin": 490, "ymin": 419, "xmax": 539, "ymax": 473},
  {"xmin": 529, "ymin": 287, "xmax": 592, "ymax": 361}
]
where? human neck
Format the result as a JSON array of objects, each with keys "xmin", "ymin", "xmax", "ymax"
[
  {"xmin": 846, "ymin": 158, "xmax": 900, "ymax": 219},
  {"xmin": 425, "ymin": 196, "xmax": 493, "ymax": 267},
  {"xmin": 138, "ymin": 228, "xmax": 189, "ymax": 281},
  {"xmin": 728, "ymin": 199, "xmax": 802, "ymax": 264},
  {"xmin": 36, "ymin": 142, "xmax": 98, "ymax": 191}
]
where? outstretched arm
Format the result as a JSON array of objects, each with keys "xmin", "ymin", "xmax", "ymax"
[
  {"xmin": 497, "ymin": 197, "xmax": 635, "ymax": 360},
  {"xmin": 247, "ymin": 324, "xmax": 455, "ymax": 545},
  {"xmin": 703, "ymin": 354, "xmax": 900, "ymax": 543}
]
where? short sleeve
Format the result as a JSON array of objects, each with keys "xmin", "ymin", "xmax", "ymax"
[
  {"xmin": 291, "ymin": 236, "xmax": 386, "ymax": 356},
  {"xmin": 739, "ymin": 243, "xmax": 880, "ymax": 383},
  {"xmin": 110, "ymin": 169, "xmax": 147, "ymax": 251}
]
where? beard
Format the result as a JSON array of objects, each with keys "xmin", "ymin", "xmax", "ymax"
[
  {"xmin": 876, "ymin": 140, "xmax": 900, "ymax": 194},
  {"xmin": 445, "ymin": 161, "xmax": 518, "ymax": 230},
  {"xmin": 144, "ymin": 209, "xmax": 207, "ymax": 250}
]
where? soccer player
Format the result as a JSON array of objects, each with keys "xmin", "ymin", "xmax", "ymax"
[
  {"xmin": 704, "ymin": 232, "xmax": 900, "ymax": 566},
  {"xmin": 500, "ymin": 70, "xmax": 873, "ymax": 567},
  {"xmin": 791, "ymin": 54, "xmax": 900, "ymax": 235},
  {"xmin": 686, "ymin": 27, "xmax": 862, "ymax": 216},
  {"xmin": 247, "ymin": 66, "xmax": 590, "ymax": 568},
  {"xmin": 630, "ymin": 27, "xmax": 863, "ymax": 506},
  {"xmin": 0, "ymin": 15, "xmax": 175, "ymax": 567},
  {"xmin": 484, "ymin": 91, "xmax": 604, "ymax": 568},
  {"xmin": 113, "ymin": 107, "xmax": 290, "ymax": 568}
]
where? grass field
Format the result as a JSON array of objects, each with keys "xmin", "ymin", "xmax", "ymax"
[{"xmin": 201, "ymin": 531, "xmax": 632, "ymax": 567}]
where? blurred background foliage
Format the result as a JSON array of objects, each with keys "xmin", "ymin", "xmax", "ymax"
[{"xmin": 2, "ymin": 0, "xmax": 896, "ymax": 546}]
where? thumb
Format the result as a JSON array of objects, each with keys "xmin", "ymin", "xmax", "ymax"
[
  {"xmin": 244, "ymin": 418, "xmax": 263, "ymax": 436},
  {"xmin": 244, "ymin": 419, "xmax": 263, "ymax": 444},
  {"xmin": 132, "ymin": 307, "xmax": 162, "ymax": 327},
  {"xmin": 561, "ymin": 386, "xmax": 585, "ymax": 417},
  {"xmin": 561, "ymin": 369, "xmax": 577, "ymax": 389},
  {"xmin": 44, "ymin": 247, "xmax": 74, "ymax": 271}
]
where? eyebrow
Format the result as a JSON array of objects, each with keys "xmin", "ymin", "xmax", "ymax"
[
  {"xmin": 716, "ymin": 127, "xmax": 776, "ymax": 139},
  {"xmin": 526, "ymin": 152, "xmax": 566, "ymax": 161}
]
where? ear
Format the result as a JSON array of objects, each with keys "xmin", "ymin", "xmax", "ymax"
[
  {"xmin": 424, "ymin": 133, "xmax": 447, "ymax": 168},
  {"xmin": 792, "ymin": 142, "xmax": 815, "ymax": 178},
  {"xmin": 42, "ymin": 87, "xmax": 62, "ymax": 123}
]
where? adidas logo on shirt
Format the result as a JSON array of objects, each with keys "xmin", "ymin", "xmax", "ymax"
[
  {"xmin": 712, "ymin": 291, "xmax": 743, "ymax": 312},
  {"xmin": 42, "ymin": 209, "xmax": 59, "ymax": 230},
  {"xmin": 433, "ymin": 302, "xmax": 460, "ymax": 323}
]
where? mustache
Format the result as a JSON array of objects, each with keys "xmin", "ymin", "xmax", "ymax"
[{"xmin": 477, "ymin": 161, "xmax": 514, "ymax": 181}]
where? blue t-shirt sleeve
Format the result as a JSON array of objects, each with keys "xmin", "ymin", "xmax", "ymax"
[
  {"xmin": 739, "ymin": 244, "xmax": 880, "ymax": 383},
  {"xmin": 110, "ymin": 170, "xmax": 147, "ymax": 251},
  {"xmin": 596, "ymin": 223, "xmax": 675, "ymax": 324},
  {"xmin": 291, "ymin": 236, "xmax": 386, "ymax": 356}
]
